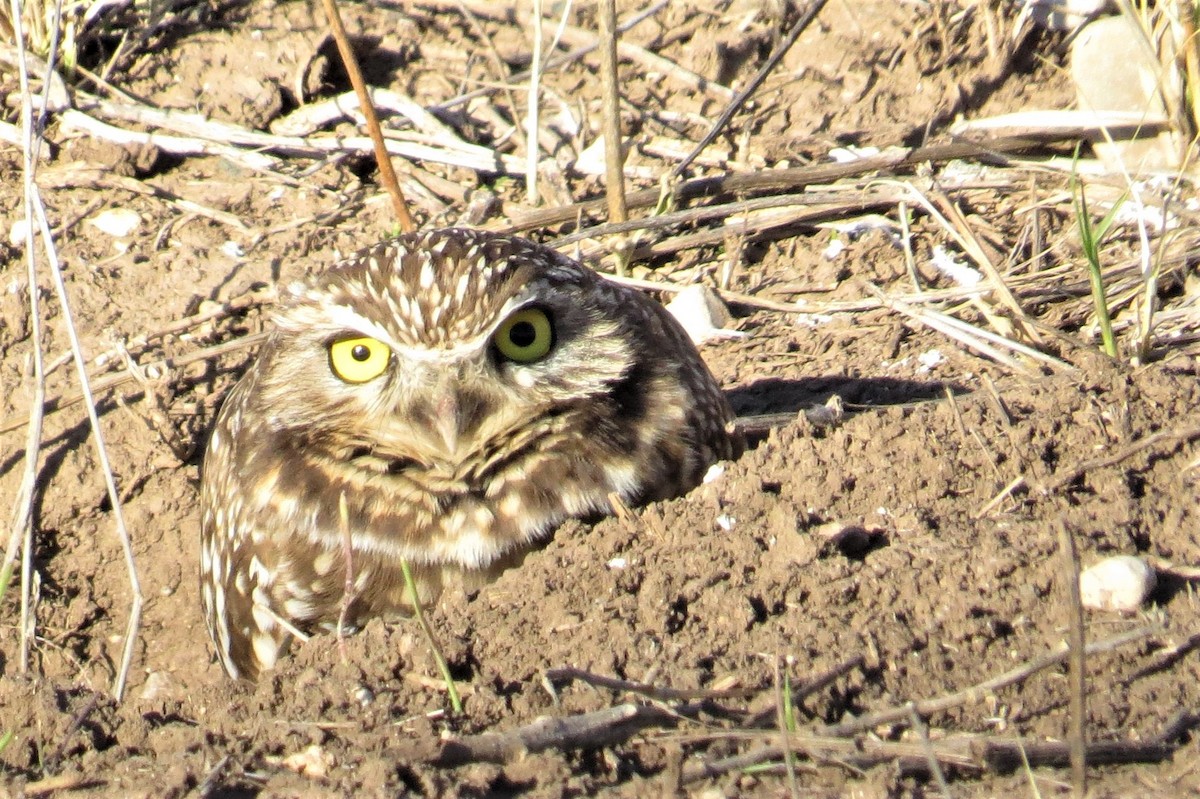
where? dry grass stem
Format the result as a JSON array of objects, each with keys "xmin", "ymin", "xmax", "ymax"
[
  {"xmin": 1055, "ymin": 521, "xmax": 1088, "ymax": 798},
  {"xmin": 906, "ymin": 703, "xmax": 953, "ymax": 799},
  {"xmin": 671, "ymin": 0, "xmax": 830, "ymax": 177},
  {"xmin": 317, "ymin": 0, "xmax": 414, "ymax": 231},
  {"xmin": 5, "ymin": 0, "xmax": 144, "ymax": 701},
  {"xmin": 597, "ymin": 0, "xmax": 626, "ymax": 230},
  {"xmin": 525, "ymin": 0, "xmax": 543, "ymax": 204},
  {"xmin": 818, "ymin": 625, "xmax": 1156, "ymax": 738}
]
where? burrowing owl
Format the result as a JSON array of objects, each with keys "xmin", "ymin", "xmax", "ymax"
[{"xmin": 200, "ymin": 228, "xmax": 741, "ymax": 680}]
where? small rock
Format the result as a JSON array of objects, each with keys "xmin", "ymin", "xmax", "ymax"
[
  {"xmin": 86, "ymin": 208, "xmax": 140, "ymax": 238},
  {"xmin": 138, "ymin": 670, "xmax": 173, "ymax": 702},
  {"xmin": 1071, "ymin": 15, "xmax": 1182, "ymax": 172},
  {"xmin": 8, "ymin": 219, "xmax": 29, "ymax": 246},
  {"xmin": 665, "ymin": 285, "xmax": 738, "ymax": 345},
  {"xmin": 353, "ymin": 684, "xmax": 375, "ymax": 707},
  {"xmin": 1079, "ymin": 555, "xmax": 1156, "ymax": 612}
]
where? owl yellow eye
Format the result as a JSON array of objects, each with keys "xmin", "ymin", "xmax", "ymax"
[
  {"xmin": 329, "ymin": 337, "xmax": 391, "ymax": 383},
  {"xmin": 494, "ymin": 308, "xmax": 554, "ymax": 363}
]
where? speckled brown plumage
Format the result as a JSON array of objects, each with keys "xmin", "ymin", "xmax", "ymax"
[{"xmin": 199, "ymin": 228, "xmax": 741, "ymax": 680}]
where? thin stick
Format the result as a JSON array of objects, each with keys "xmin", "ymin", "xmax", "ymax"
[
  {"xmin": 34, "ymin": 182, "xmax": 144, "ymax": 701},
  {"xmin": 8, "ymin": 0, "xmax": 143, "ymax": 702},
  {"xmin": 545, "ymin": 666, "xmax": 755, "ymax": 701},
  {"xmin": 671, "ymin": 0, "xmax": 829, "ymax": 177},
  {"xmin": 1042, "ymin": 423, "xmax": 1200, "ymax": 492},
  {"xmin": 433, "ymin": 703, "xmax": 673, "ymax": 766},
  {"xmin": 906, "ymin": 703, "xmax": 953, "ymax": 799},
  {"xmin": 526, "ymin": 0, "xmax": 543, "ymax": 204},
  {"xmin": 818, "ymin": 625, "xmax": 1155, "ymax": 737},
  {"xmin": 452, "ymin": 0, "xmax": 530, "ymax": 159},
  {"xmin": 1055, "ymin": 521, "xmax": 1087, "ymax": 798},
  {"xmin": 505, "ymin": 134, "xmax": 1048, "ymax": 232},
  {"xmin": 335, "ymin": 493, "xmax": 357, "ymax": 663},
  {"xmin": 317, "ymin": 0, "xmax": 415, "ymax": 231},
  {"xmin": 427, "ymin": 0, "xmax": 669, "ymax": 114},
  {"xmin": 42, "ymin": 692, "xmax": 101, "ymax": 774},
  {"xmin": 400, "ymin": 559, "xmax": 462, "ymax": 713},
  {"xmin": 4, "ymin": 0, "xmax": 47, "ymax": 678},
  {"xmin": 973, "ymin": 475, "xmax": 1026, "ymax": 519},
  {"xmin": 597, "ymin": 0, "xmax": 627, "ymax": 227},
  {"xmin": 0, "ymin": 332, "xmax": 270, "ymax": 437},
  {"xmin": 744, "ymin": 654, "xmax": 865, "ymax": 727}
]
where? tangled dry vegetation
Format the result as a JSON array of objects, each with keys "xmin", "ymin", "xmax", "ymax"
[{"xmin": 2, "ymin": 0, "xmax": 1200, "ymax": 796}]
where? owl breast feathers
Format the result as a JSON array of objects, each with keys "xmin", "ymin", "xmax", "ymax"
[{"xmin": 200, "ymin": 227, "xmax": 741, "ymax": 679}]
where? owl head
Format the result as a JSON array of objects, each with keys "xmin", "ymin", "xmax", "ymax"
[{"xmin": 247, "ymin": 229, "xmax": 659, "ymax": 475}]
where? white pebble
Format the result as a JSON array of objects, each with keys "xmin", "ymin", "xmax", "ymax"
[
  {"xmin": 1079, "ymin": 555, "xmax": 1156, "ymax": 612},
  {"xmin": 822, "ymin": 238, "xmax": 845, "ymax": 260},
  {"xmin": 916, "ymin": 349, "xmax": 945, "ymax": 373},
  {"xmin": 86, "ymin": 208, "xmax": 140, "ymax": 238},
  {"xmin": 8, "ymin": 219, "xmax": 28, "ymax": 246},
  {"xmin": 665, "ymin": 285, "xmax": 740, "ymax": 345}
]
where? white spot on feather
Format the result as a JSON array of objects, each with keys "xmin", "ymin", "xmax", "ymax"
[{"xmin": 252, "ymin": 634, "xmax": 279, "ymax": 669}]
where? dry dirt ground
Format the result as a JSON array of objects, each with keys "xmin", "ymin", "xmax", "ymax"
[{"xmin": 2, "ymin": 1, "xmax": 1200, "ymax": 796}]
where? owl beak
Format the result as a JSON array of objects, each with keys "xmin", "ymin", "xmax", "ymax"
[{"xmin": 433, "ymin": 390, "xmax": 460, "ymax": 454}]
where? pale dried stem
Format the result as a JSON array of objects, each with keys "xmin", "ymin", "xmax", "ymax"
[
  {"xmin": 671, "ymin": 0, "xmax": 829, "ymax": 177},
  {"xmin": 597, "ymin": 0, "xmax": 627, "ymax": 226},
  {"xmin": 526, "ymin": 0, "xmax": 543, "ymax": 204},
  {"xmin": 818, "ymin": 625, "xmax": 1156, "ymax": 738},
  {"xmin": 317, "ymin": 0, "xmax": 414, "ymax": 231},
  {"xmin": 36, "ymin": 182, "xmax": 144, "ymax": 701},
  {"xmin": 2, "ymin": 0, "xmax": 47, "ymax": 681},
  {"xmin": 869, "ymin": 286, "xmax": 1074, "ymax": 375},
  {"xmin": 409, "ymin": 0, "xmax": 725, "ymax": 101},
  {"xmin": 4, "ymin": 0, "xmax": 143, "ymax": 700},
  {"xmin": 1055, "ymin": 521, "xmax": 1088, "ymax": 798},
  {"xmin": 906, "ymin": 703, "xmax": 952, "ymax": 799}
]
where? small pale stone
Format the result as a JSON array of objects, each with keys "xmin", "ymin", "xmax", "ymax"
[
  {"xmin": 8, "ymin": 220, "xmax": 28, "ymax": 246},
  {"xmin": 86, "ymin": 208, "xmax": 140, "ymax": 237},
  {"xmin": 1079, "ymin": 555, "xmax": 1156, "ymax": 612},
  {"xmin": 917, "ymin": 349, "xmax": 945, "ymax": 373},
  {"xmin": 702, "ymin": 463, "xmax": 725, "ymax": 484},
  {"xmin": 665, "ymin": 285, "xmax": 736, "ymax": 345},
  {"xmin": 138, "ymin": 671, "xmax": 172, "ymax": 702},
  {"xmin": 353, "ymin": 684, "xmax": 375, "ymax": 707},
  {"xmin": 276, "ymin": 744, "xmax": 330, "ymax": 778},
  {"xmin": 1071, "ymin": 15, "xmax": 1181, "ymax": 172},
  {"xmin": 822, "ymin": 238, "xmax": 846, "ymax": 260}
]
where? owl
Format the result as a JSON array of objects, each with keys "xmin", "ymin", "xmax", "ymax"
[{"xmin": 199, "ymin": 228, "xmax": 742, "ymax": 680}]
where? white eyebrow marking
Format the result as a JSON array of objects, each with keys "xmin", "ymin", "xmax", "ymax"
[{"xmin": 318, "ymin": 305, "xmax": 401, "ymax": 348}]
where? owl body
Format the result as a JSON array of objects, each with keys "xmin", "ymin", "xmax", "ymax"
[{"xmin": 200, "ymin": 228, "xmax": 740, "ymax": 680}]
